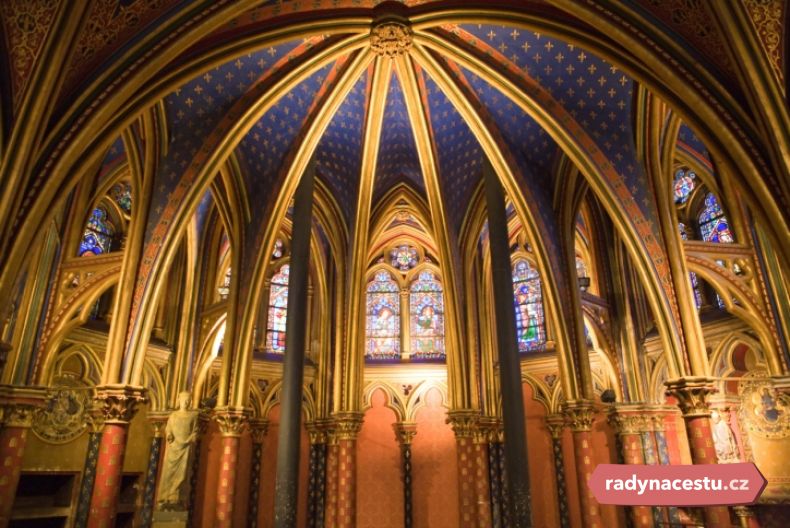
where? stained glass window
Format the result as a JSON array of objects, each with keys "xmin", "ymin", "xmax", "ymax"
[
  {"xmin": 699, "ymin": 193, "xmax": 734, "ymax": 243},
  {"xmin": 689, "ymin": 272, "xmax": 703, "ymax": 309},
  {"xmin": 673, "ymin": 168, "xmax": 696, "ymax": 204},
  {"xmin": 512, "ymin": 259, "xmax": 545, "ymax": 352},
  {"xmin": 265, "ymin": 264, "xmax": 289, "ymax": 354},
  {"xmin": 409, "ymin": 270, "xmax": 445, "ymax": 360},
  {"xmin": 365, "ymin": 270, "xmax": 400, "ymax": 359},
  {"xmin": 678, "ymin": 222, "xmax": 689, "ymax": 240},
  {"xmin": 575, "ymin": 256, "xmax": 587, "ymax": 278},
  {"xmin": 272, "ymin": 238, "xmax": 284, "ymax": 259},
  {"xmin": 78, "ymin": 207, "xmax": 115, "ymax": 256},
  {"xmin": 390, "ymin": 245, "xmax": 419, "ymax": 271},
  {"xmin": 110, "ymin": 182, "xmax": 132, "ymax": 213}
]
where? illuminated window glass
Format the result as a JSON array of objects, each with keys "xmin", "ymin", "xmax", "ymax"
[
  {"xmin": 110, "ymin": 182, "xmax": 132, "ymax": 213},
  {"xmin": 409, "ymin": 270, "xmax": 445, "ymax": 360},
  {"xmin": 265, "ymin": 264, "xmax": 289, "ymax": 354},
  {"xmin": 673, "ymin": 168, "xmax": 696, "ymax": 204},
  {"xmin": 272, "ymin": 238, "xmax": 285, "ymax": 259},
  {"xmin": 699, "ymin": 193, "xmax": 734, "ymax": 243},
  {"xmin": 78, "ymin": 207, "xmax": 115, "ymax": 256},
  {"xmin": 575, "ymin": 256, "xmax": 587, "ymax": 278},
  {"xmin": 365, "ymin": 270, "xmax": 400, "ymax": 359},
  {"xmin": 512, "ymin": 259, "xmax": 545, "ymax": 352},
  {"xmin": 689, "ymin": 272, "xmax": 703, "ymax": 309},
  {"xmin": 678, "ymin": 222, "xmax": 688, "ymax": 240},
  {"xmin": 389, "ymin": 245, "xmax": 419, "ymax": 271}
]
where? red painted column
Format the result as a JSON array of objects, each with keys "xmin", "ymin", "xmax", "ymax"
[
  {"xmin": 87, "ymin": 385, "xmax": 146, "ymax": 528},
  {"xmin": 214, "ymin": 408, "xmax": 249, "ymax": 528},
  {"xmin": 324, "ymin": 433, "xmax": 339, "ymax": 526},
  {"xmin": 608, "ymin": 406, "xmax": 652, "ymax": 528},
  {"xmin": 471, "ymin": 431, "xmax": 493, "ymax": 526},
  {"xmin": 448, "ymin": 412, "xmax": 479, "ymax": 525},
  {"xmin": 666, "ymin": 378, "xmax": 731, "ymax": 528},
  {"xmin": 564, "ymin": 401, "xmax": 602, "ymax": 528},
  {"xmin": 333, "ymin": 413, "xmax": 362, "ymax": 528},
  {"xmin": 0, "ymin": 387, "xmax": 46, "ymax": 527}
]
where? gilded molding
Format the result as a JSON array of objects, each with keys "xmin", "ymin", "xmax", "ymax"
[
  {"xmin": 370, "ymin": 21, "xmax": 412, "ymax": 58},
  {"xmin": 446, "ymin": 410, "xmax": 479, "ymax": 438},
  {"xmin": 607, "ymin": 405, "xmax": 651, "ymax": 435},
  {"xmin": 665, "ymin": 377, "xmax": 716, "ymax": 418},
  {"xmin": 332, "ymin": 412, "xmax": 364, "ymax": 441},
  {"xmin": 393, "ymin": 422, "xmax": 417, "ymax": 445},
  {"xmin": 94, "ymin": 385, "xmax": 147, "ymax": 424},
  {"xmin": 0, "ymin": 385, "xmax": 48, "ymax": 427}
]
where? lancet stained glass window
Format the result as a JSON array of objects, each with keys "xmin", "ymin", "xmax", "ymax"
[
  {"xmin": 110, "ymin": 182, "xmax": 132, "ymax": 213},
  {"xmin": 78, "ymin": 207, "xmax": 115, "ymax": 256},
  {"xmin": 409, "ymin": 270, "xmax": 445, "ymax": 359},
  {"xmin": 265, "ymin": 264, "xmax": 290, "ymax": 354},
  {"xmin": 365, "ymin": 270, "xmax": 400, "ymax": 359},
  {"xmin": 512, "ymin": 259, "xmax": 545, "ymax": 352},
  {"xmin": 699, "ymin": 193, "xmax": 734, "ymax": 243}
]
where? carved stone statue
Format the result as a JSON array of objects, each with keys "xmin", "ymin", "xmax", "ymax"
[
  {"xmin": 711, "ymin": 410, "xmax": 739, "ymax": 463},
  {"xmin": 156, "ymin": 392, "xmax": 199, "ymax": 508}
]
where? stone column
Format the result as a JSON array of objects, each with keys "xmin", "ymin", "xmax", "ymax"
[
  {"xmin": 563, "ymin": 400, "xmax": 602, "ymax": 528},
  {"xmin": 186, "ymin": 410, "xmax": 212, "ymax": 528},
  {"xmin": 448, "ymin": 411, "xmax": 479, "ymax": 526},
  {"xmin": 333, "ymin": 413, "xmax": 362, "ymax": 528},
  {"xmin": 471, "ymin": 424, "xmax": 493, "ymax": 526},
  {"xmin": 545, "ymin": 415, "xmax": 571, "ymax": 528},
  {"xmin": 248, "ymin": 419, "xmax": 269, "ymax": 528},
  {"xmin": 665, "ymin": 378, "xmax": 730, "ymax": 528},
  {"xmin": 213, "ymin": 408, "xmax": 249, "ymax": 528},
  {"xmin": 0, "ymin": 386, "xmax": 47, "ymax": 526},
  {"xmin": 393, "ymin": 422, "xmax": 417, "ymax": 528},
  {"xmin": 306, "ymin": 420, "xmax": 327, "ymax": 528},
  {"xmin": 646, "ymin": 406, "xmax": 682, "ymax": 527},
  {"xmin": 87, "ymin": 385, "xmax": 146, "ymax": 528},
  {"xmin": 483, "ymin": 161, "xmax": 532, "ymax": 526},
  {"xmin": 323, "ymin": 425, "xmax": 339, "ymax": 527},
  {"xmin": 608, "ymin": 405, "xmax": 652, "ymax": 528},
  {"xmin": 139, "ymin": 412, "xmax": 168, "ymax": 528},
  {"xmin": 483, "ymin": 420, "xmax": 505, "ymax": 528}
]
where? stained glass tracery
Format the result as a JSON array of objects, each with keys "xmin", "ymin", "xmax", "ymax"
[
  {"xmin": 110, "ymin": 182, "xmax": 132, "ymax": 213},
  {"xmin": 699, "ymin": 193, "xmax": 734, "ymax": 243},
  {"xmin": 390, "ymin": 245, "xmax": 419, "ymax": 271},
  {"xmin": 78, "ymin": 207, "xmax": 115, "ymax": 256},
  {"xmin": 265, "ymin": 264, "xmax": 290, "ymax": 354},
  {"xmin": 409, "ymin": 270, "xmax": 445, "ymax": 359},
  {"xmin": 365, "ymin": 270, "xmax": 400, "ymax": 359},
  {"xmin": 673, "ymin": 168, "xmax": 696, "ymax": 204},
  {"xmin": 512, "ymin": 259, "xmax": 545, "ymax": 352}
]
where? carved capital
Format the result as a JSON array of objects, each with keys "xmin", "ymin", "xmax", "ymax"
[
  {"xmin": 545, "ymin": 414, "xmax": 567, "ymax": 439},
  {"xmin": 249, "ymin": 418, "xmax": 269, "ymax": 444},
  {"xmin": 370, "ymin": 21, "xmax": 412, "ymax": 57},
  {"xmin": 446, "ymin": 410, "xmax": 480, "ymax": 438},
  {"xmin": 665, "ymin": 377, "xmax": 716, "ymax": 418},
  {"xmin": 477, "ymin": 416, "xmax": 503, "ymax": 443},
  {"xmin": 332, "ymin": 412, "xmax": 364, "ymax": 441},
  {"xmin": 214, "ymin": 407, "xmax": 250, "ymax": 437},
  {"xmin": 147, "ymin": 411, "xmax": 170, "ymax": 438},
  {"xmin": 94, "ymin": 385, "xmax": 147, "ymax": 424},
  {"xmin": 563, "ymin": 400, "xmax": 596, "ymax": 432},
  {"xmin": 0, "ymin": 385, "xmax": 48, "ymax": 428},
  {"xmin": 393, "ymin": 422, "xmax": 417, "ymax": 445}
]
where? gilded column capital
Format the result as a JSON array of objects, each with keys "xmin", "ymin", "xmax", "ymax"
[
  {"xmin": 393, "ymin": 422, "xmax": 417, "ymax": 445},
  {"xmin": 147, "ymin": 411, "xmax": 170, "ymax": 438},
  {"xmin": 306, "ymin": 419, "xmax": 332, "ymax": 444},
  {"xmin": 214, "ymin": 407, "xmax": 250, "ymax": 437},
  {"xmin": 665, "ymin": 377, "xmax": 717, "ymax": 418},
  {"xmin": 607, "ymin": 406, "xmax": 650, "ymax": 435},
  {"xmin": 332, "ymin": 412, "xmax": 364, "ymax": 441},
  {"xmin": 0, "ymin": 385, "xmax": 48, "ymax": 427},
  {"xmin": 477, "ymin": 416, "xmax": 503, "ymax": 443},
  {"xmin": 545, "ymin": 414, "xmax": 567, "ymax": 439},
  {"xmin": 446, "ymin": 409, "xmax": 480, "ymax": 438},
  {"xmin": 93, "ymin": 385, "xmax": 147, "ymax": 425},
  {"xmin": 562, "ymin": 400, "xmax": 596, "ymax": 432},
  {"xmin": 249, "ymin": 418, "xmax": 269, "ymax": 444}
]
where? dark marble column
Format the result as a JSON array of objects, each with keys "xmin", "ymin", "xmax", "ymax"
[
  {"xmin": 138, "ymin": 412, "xmax": 168, "ymax": 528},
  {"xmin": 608, "ymin": 405, "xmax": 653, "ymax": 528},
  {"xmin": 545, "ymin": 415, "xmax": 571, "ymax": 528},
  {"xmin": 306, "ymin": 421, "xmax": 328, "ymax": 528},
  {"xmin": 248, "ymin": 419, "xmax": 269, "ymax": 528},
  {"xmin": 483, "ymin": 161, "xmax": 532, "ymax": 527},
  {"xmin": 274, "ymin": 161, "xmax": 316, "ymax": 528},
  {"xmin": 394, "ymin": 422, "xmax": 417, "ymax": 528}
]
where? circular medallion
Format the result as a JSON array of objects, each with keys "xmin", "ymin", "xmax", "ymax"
[{"xmin": 33, "ymin": 377, "xmax": 90, "ymax": 444}]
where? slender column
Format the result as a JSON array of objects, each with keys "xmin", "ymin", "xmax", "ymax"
[
  {"xmin": 545, "ymin": 415, "xmax": 572, "ymax": 528},
  {"xmin": 186, "ymin": 410, "xmax": 212, "ymax": 528},
  {"xmin": 213, "ymin": 408, "xmax": 249, "ymax": 528},
  {"xmin": 324, "ymin": 427, "xmax": 339, "ymax": 527},
  {"xmin": 274, "ymin": 161, "xmax": 315, "ymax": 528},
  {"xmin": 485, "ymin": 421, "xmax": 504, "ymax": 528},
  {"xmin": 138, "ymin": 412, "xmax": 168, "ymax": 528},
  {"xmin": 448, "ymin": 411, "xmax": 480, "ymax": 525},
  {"xmin": 0, "ymin": 387, "xmax": 46, "ymax": 526},
  {"xmin": 87, "ymin": 385, "xmax": 146, "ymax": 528},
  {"xmin": 483, "ymin": 162, "xmax": 532, "ymax": 526},
  {"xmin": 471, "ymin": 425, "xmax": 493, "ymax": 526},
  {"xmin": 332, "ymin": 413, "xmax": 363, "ymax": 528},
  {"xmin": 665, "ymin": 378, "xmax": 731, "ymax": 528},
  {"xmin": 647, "ymin": 406, "xmax": 682, "ymax": 527},
  {"xmin": 399, "ymin": 290, "xmax": 411, "ymax": 360},
  {"xmin": 608, "ymin": 406, "xmax": 652, "ymax": 528},
  {"xmin": 563, "ymin": 400, "xmax": 602, "ymax": 528},
  {"xmin": 306, "ymin": 421, "xmax": 328, "ymax": 528},
  {"xmin": 393, "ymin": 423, "xmax": 417, "ymax": 528},
  {"xmin": 248, "ymin": 419, "xmax": 269, "ymax": 528},
  {"xmin": 75, "ymin": 413, "xmax": 105, "ymax": 527}
]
